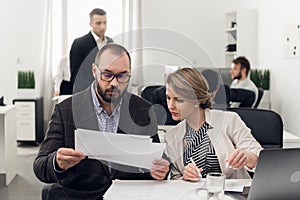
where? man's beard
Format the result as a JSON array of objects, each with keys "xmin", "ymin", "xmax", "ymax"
[
  {"xmin": 96, "ymin": 82, "xmax": 126, "ymax": 103},
  {"xmin": 233, "ymin": 71, "xmax": 242, "ymax": 80}
]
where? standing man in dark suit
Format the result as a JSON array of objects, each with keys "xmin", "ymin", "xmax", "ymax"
[
  {"xmin": 70, "ymin": 8, "xmax": 113, "ymax": 93},
  {"xmin": 34, "ymin": 44, "xmax": 170, "ymax": 200}
]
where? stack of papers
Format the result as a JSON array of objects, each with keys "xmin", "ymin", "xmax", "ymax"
[{"xmin": 74, "ymin": 129, "xmax": 166, "ymax": 169}]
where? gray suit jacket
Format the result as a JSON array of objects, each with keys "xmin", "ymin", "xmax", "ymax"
[{"xmin": 34, "ymin": 86, "xmax": 159, "ymax": 200}]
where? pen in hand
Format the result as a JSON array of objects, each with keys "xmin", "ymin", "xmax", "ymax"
[{"xmin": 190, "ymin": 157, "xmax": 202, "ymax": 178}]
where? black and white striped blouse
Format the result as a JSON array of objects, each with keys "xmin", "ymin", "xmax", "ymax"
[{"xmin": 183, "ymin": 122, "xmax": 221, "ymax": 178}]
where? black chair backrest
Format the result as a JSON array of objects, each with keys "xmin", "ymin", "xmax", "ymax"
[
  {"xmin": 254, "ymin": 88, "xmax": 264, "ymax": 108},
  {"xmin": 140, "ymin": 85, "xmax": 162, "ymax": 103},
  {"xmin": 151, "ymin": 86, "xmax": 180, "ymax": 125},
  {"xmin": 226, "ymin": 108, "xmax": 283, "ymax": 149},
  {"xmin": 214, "ymin": 84, "xmax": 230, "ymax": 106}
]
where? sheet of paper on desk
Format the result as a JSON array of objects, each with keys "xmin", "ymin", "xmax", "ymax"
[
  {"xmin": 103, "ymin": 180, "xmax": 159, "ymax": 200},
  {"xmin": 74, "ymin": 129, "xmax": 166, "ymax": 169},
  {"xmin": 193, "ymin": 179, "xmax": 252, "ymax": 192},
  {"xmin": 103, "ymin": 180, "xmax": 236, "ymax": 200},
  {"xmin": 225, "ymin": 179, "xmax": 252, "ymax": 192},
  {"xmin": 103, "ymin": 180, "xmax": 199, "ymax": 200}
]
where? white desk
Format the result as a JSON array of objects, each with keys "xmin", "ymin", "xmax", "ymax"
[
  {"xmin": 52, "ymin": 95, "xmax": 72, "ymax": 104},
  {"xmin": 104, "ymin": 179, "xmax": 250, "ymax": 200},
  {"xmin": 0, "ymin": 105, "xmax": 17, "ymax": 186},
  {"xmin": 283, "ymin": 130, "xmax": 300, "ymax": 148}
]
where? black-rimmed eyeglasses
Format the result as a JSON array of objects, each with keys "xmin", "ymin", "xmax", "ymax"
[{"xmin": 96, "ymin": 66, "xmax": 131, "ymax": 83}]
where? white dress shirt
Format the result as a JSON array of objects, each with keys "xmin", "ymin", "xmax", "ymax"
[
  {"xmin": 91, "ymin": 31, "xmax": 108, "ymax": 50},
  {"xmin": 53, "ymin": 55, "xmax": 70, "ymax": 92},
  {"xmin": 230, "ymin": 78, "xmax": 258, "ymax": 108}
]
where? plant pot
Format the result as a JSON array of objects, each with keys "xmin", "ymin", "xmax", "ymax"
[
  {"xmin": 17, "ymin": 89, "xmax": 37, "ymax": 99},
  {"xmin": 258, "ymin": 90, "xmax": 271, "ymax": 109}
]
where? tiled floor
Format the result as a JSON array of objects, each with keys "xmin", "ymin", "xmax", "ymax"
[{"xmin": 0, "ymin": 142, "xmax": 44, "ymax": 200}]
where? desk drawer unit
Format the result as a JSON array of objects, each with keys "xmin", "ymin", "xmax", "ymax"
[
  {"xmin": 13, "ymin": 98, "xmax": 44, "ymax": 143},
  {"xmin": 15, "ymin": 101, "xmax": 35, "ymax": 140}
]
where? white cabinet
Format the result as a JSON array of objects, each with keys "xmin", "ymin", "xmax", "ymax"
[
  {"xmin": 15, "ymin": 101, "xmax": 35, "ymax": 140},
  {"xmin": 225, "ymin": 10, "xmax": 257, "ymax": 68},
  {"xmin": 0, "ymin": 105, "xmax": 17, "ymax": 186},
  {"xmin": 13, "ymin": 98, "xmax": 44, "ymax": 144}
]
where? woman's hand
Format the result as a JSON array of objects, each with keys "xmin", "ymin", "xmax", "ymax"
[
  {"xmin": 227, "ymin": 148, "xmax": 258, "ymax": 170},
  {"xmin": 183, "ymin": 163, "xmax": 203, "ymax": 182},
  {"xmin": 227, "ymin": 149, "xmax": 248, "ymax": 169}
]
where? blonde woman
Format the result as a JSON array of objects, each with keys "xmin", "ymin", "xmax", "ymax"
[{"xmin": 164, "ymin": 67, "xmax": 262, "ymax": 181}]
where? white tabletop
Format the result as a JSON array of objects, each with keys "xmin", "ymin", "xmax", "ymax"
[
  {"xmin": 283, "ymin": 130, "xmax": 300, "ymax": 143},
  {"xmin": 104, "ymin": 179, "xmax": 249, "ymax": 200},
  {"xmin": 0, "ymin": 105, "xmax": 15, "ymax": 114},
  {"xmin": 52, "ymin": 95, "xmax": 72, "ymax": 104}
]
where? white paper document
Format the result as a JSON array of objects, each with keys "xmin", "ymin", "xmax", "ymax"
[
  {"xmin": 225, "ymin": 179, "xmax": 252, "ymax": 192},
  {"xmin": 103, "ymin": 180, "xmax": 236, "ymax": 200},
  {"xmin": 194, "ymin": 178, "xmax": 252, "ymax": 192},
  {"xmin": 74, "ymin": 129, "xmax": 166, "ymax": 169}
]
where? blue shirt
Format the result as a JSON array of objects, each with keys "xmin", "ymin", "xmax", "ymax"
[{"xmin": 91, "ymin": 83, "xmax": 121, "ymax": 133}]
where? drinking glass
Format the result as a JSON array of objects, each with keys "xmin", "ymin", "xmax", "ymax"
[{"xmin": 206, "ymin": 172, "xmax": 225, "ymax": 200}]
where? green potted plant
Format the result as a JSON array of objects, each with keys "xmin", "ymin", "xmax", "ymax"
[
  {"xmin": 18, "ymin": 71, "xmax": 35, "ymax": 89},
  {"xmin": 17, "ymin": 70, "xmax": 36, "ymax": 98},
  {"xmin": 261, "ymin": 69, "xmax": 270, "ymax": 90},
  {"xmin": 250, "ymin": 69, "xmax": 270, "ymax": 108},
  {"xmin": 250, "ymin": 69, "xmax": 270, "ymax": 90}
]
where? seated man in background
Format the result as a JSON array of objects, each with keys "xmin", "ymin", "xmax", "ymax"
[
  {"xmin": 34, "ymin": 44, "xmax": 169, "ymax": 200},
  {"xmin": 230, "ymin": 56, "xmax": 258, "ymax": 108},
  {"xmin": 202, "ymin": 69, "xmax": 255, "ymax": 108}
]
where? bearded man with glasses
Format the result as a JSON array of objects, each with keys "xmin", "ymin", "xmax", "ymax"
[{"xmin": 34, "ymin": 43, "xmax": 170, "ymax": 200}]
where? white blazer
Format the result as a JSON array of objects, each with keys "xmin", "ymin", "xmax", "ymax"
[{"xmin": 164, "ymin": 109, "xmax": 263, "ymax": 180}]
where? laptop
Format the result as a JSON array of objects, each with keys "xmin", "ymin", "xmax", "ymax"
[{"xmin": 227, "ymin": 148, "xmax": 300, "ymax": 200}]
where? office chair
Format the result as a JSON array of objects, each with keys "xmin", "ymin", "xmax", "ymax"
[
  {"xmin": 230, "ymin": 88, "xmax": 256, "ymax": 108},
  {"xmin": 254, "ymin": 88, "xmax": 264, "ymax": 108},
  {"xmin": 214, "ymin": 86, "xmax": 258, "ymax": 109},
  {"xmin": 42, "ymin": 184, "xmax": 52, "ymax": 200},
  {"xmin": 227, "ymin": 108, "xmax": 283, "ymax": 149},
  {"xmin": 141, "ymin": 85, "xmax": 178, "ymax": 125},
  {"xmin": 151, "ymin": 86, "xmax": 180, "ymax": 125},
  {"xmin": 140, "ymin": 85, "xmax": 162, "ymax": 103},
  {"xmin": 214, "ymin": 84, "xmax": 230, "ymax": 109}
]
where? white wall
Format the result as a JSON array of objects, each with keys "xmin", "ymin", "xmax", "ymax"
[
  {"xmin": 257, "ymin": 0, "xmax": 300, "ymax": 136},
  {"xmin": 139, "ymin": 0, "xmax": 259, "ymax": 84},
  {"xmin": 141, "ymin": 0, "xmax": 234, "ymax": 67},
  {"xmin": 0, "ymin": 0, "xmax": 46, "ymax": 105}
]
